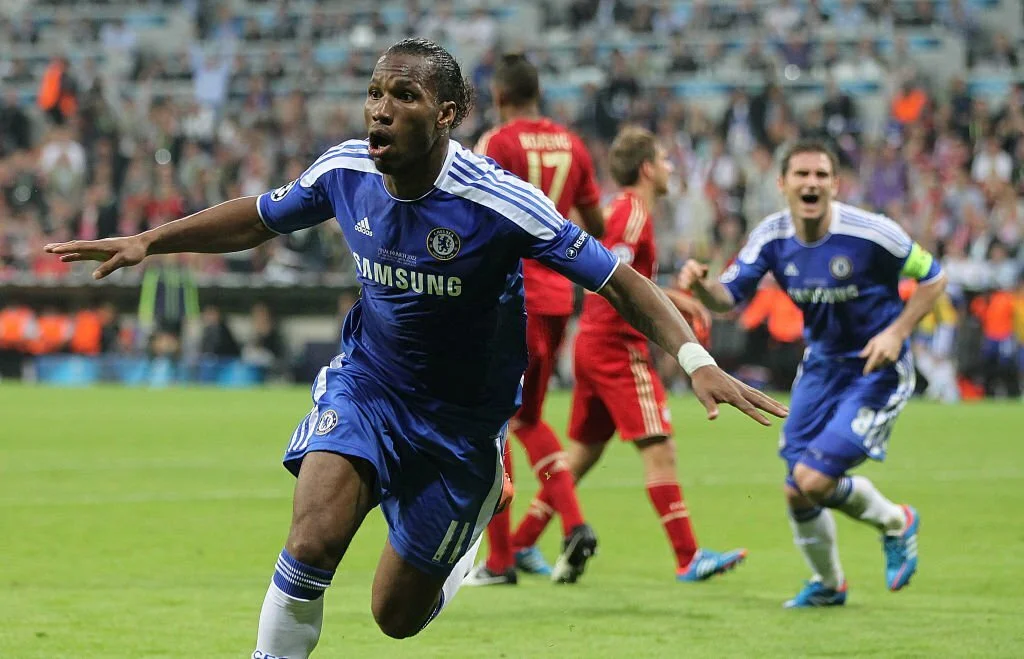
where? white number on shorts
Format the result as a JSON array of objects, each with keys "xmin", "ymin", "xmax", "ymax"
[{"xmin": 851, "ymin": 406, "xmax": 898, "ymax": 457}]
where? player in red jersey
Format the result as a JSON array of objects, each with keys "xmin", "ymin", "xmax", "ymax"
[
  {"xmin": 465, "ymin": 53, "xmax": 606, "ymax": 586},
  {"xmin": 520, "ymin": 126, "xmax": 749, "ymax": 582}
]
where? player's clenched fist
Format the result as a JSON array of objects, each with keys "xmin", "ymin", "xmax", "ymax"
[
  {"xmin": 677, "ymin": 259, "xmax": 709, "ymax": 290},
  {"xmin": 44, "ymin": 236, "xmax": 148, "ymax": 280},
  {"xmin": 690, "ymin": 365, "xmax": 788, "ymax": 426}
]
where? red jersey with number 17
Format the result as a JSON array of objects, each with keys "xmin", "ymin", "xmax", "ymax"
[
  {"xmin": 476, "ymin": 118, "xmax": 601, "ymax": 316},
  {"xmin": 579, "ymin": 190, "xmax": 656, "ymax": 342}
]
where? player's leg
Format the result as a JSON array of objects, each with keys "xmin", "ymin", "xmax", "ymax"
[
  {"xmin": 255, "ymin": 450, "xmax": 377, "ymax": 658},
  {"xmin": 370, "ymin": 427, "xmax": 505, "ymax": 637},
  {"xmin": 512, "ymin": 315, "xmax": 587, "ymax": 537},
  {"xmin": 466, "ymin": 441, "xmax": 518, "ymax": 585},
  {"xmin": 792, "ymin": 352, "xmax": 919, "ymax": 592},
  {"xmin": 778, "ymin": 352, "xmax": 849, "ymax": 608},
  {"xmin": 542, "ymin": 358, "xmax": 613, "ymax": 584},
  {"xmin": 255, "ymin": 362, "xmax": 391, "ymax": 658},
  {"xmin": 782, "ymin": 480, "xmax": 847, "ymax": 608},
  {"xmin": 632, "ymin": 435, "xmax": 747, "ymax": 581}
]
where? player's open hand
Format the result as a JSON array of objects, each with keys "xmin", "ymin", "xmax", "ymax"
[
  {"xmin": 859, "ymin": 327, "xmax": 905, "ymax": 375},
  {"xmin": 690, "ymin": 365, "xmax": 788, "ymax": 426},
  {"xmin": 676, "ymin": 259, "xmax": 709, "ymax": 291},
  {"xmin": 44, "ymin": 236, "xmax": 148, "ymax": 279}
]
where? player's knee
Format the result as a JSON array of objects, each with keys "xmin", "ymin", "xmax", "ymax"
[
  {"xmin": 371, "ymin": 599, "xmax": 426, "ymax": 640},
  {"xmin": 284, "ymin": 530, "xmax": 346, "ymax": 571},
  {"xmin": 636, "ymin": 436, "xmax": 675, "ymax": 474},
  {"xmin": 791, "ymin": 464, "xmax": 836, "ymax": 503}
]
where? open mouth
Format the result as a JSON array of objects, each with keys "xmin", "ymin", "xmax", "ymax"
[
  {"xmin": 800, "ymin": 192, "xmax": 820, "ymax": 204},
  {"xmin": 368, "ymin": 130, "xmax": 393, "ymax": 158}
]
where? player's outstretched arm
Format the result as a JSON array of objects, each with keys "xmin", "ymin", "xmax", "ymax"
[
  {"xmin": 599, "ymin": 264, "xmax": 787, "ymax": 425},
  {"xmin": 44, "ymin": 197, "xmax": 274, "ymax": 280},
  {"xmin": 677, "ymin": 259, "xmax": 736, "ymax": 312}
]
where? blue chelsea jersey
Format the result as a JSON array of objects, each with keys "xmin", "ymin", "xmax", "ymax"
[
  {"xmin": 257, "ymin": 139, "xmax": 620, "ymax": 434},
  {"xmin": 721, "ymin": 202, "xmax": 942, "ymax": 358}
]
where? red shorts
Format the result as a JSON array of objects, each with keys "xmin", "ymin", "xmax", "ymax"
[
  {"xmin": 569, "ymin": 333, "xmax": 672, "ymax": 444},
  {"xmin": 514, "ymin": 314, "xmax": 569, "ymax": 426}
]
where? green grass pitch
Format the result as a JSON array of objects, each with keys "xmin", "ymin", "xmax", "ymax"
[{"xmin": 2, "ymin": 384, "xmax": 1021, "ymax": 657}]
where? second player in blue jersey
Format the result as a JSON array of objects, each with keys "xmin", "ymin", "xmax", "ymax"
[{"xmin": 680, "ymin": 139, "xmax": 947, "ymax": 608}]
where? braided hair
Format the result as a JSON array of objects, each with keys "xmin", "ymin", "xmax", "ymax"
[{"xmin": 383, "ymin": 38, "xmax": 475, "ymax": 129}]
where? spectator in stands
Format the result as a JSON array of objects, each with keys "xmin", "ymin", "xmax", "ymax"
[
  {"xmin": 971, "ymin": 282, "xmax": 1021, "ymax": 398},
  {"xmin": 764, "ymin": 0, "xmax": 803, "ymax": 37},
  {"xmin": 972, "ymin": 136, "xmax": 1013, "ymax": 185},
  {"xmin": 594, "ymin": 50, "xmax": 640, "ymax": 141},
  {"xmin": 36, "ymin": 56, "xmax": 77, "ymax": 125},
  {"xmin": 0, "ymin": 89, "xmax": 32, "ymax": 155},
  {"xmin": 200, "ymin": 305, "xmax": 241, "ymax": 359},
  {"xmin": 865, "ymin": 137, "xmax": 909, "ymax": 212},
  {"xmin": 190, "ymin": 39, "xmax": 237, "ymax": 115},
  {"xmin": 666, "ymin": 38, "xmax": 699, "ymax": 75},
  {"xmin": 742, "ymin": 143, "xmax": 785, "ymax": 223},
  {"xmin": 243, "ymin": 302, "xmax": 287, "ymax": 376},
  {"xmin": 891, "ymin": 79, "xmax": 929, "ymax": 128}
]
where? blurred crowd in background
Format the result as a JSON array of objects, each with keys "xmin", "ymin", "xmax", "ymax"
[{"xmin": 1, "ymin": 0, "xmax": 1022, "ymax": 397}]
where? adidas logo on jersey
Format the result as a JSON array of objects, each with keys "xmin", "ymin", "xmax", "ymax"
[
  {"xmin": 355, "ymin": 217, "xmax": 373, "ymax": 236},
  {"xmin": 784, "ymin": 262, "xmax": 799, "ymax": 277}
]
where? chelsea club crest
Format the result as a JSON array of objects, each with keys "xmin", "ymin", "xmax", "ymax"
[
  {"xmin": 315, "ymin": 409, "xmax": 338, "ymax": 435},
  {"xmin": 829, "ymin": 255, "xmax": 853, "ymax": 280},
  {"xmin": 426, "ymin": 227, "xmax": 461, "ymax": 261}
]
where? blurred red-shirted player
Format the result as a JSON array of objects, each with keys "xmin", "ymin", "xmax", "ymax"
[
  {"xmin": 521, "ymin": 126, "xmax": 749, "ymax": 582},
  {"xmin": 466, "ymin": 53, "xmax": 605, "ymax": 586}
]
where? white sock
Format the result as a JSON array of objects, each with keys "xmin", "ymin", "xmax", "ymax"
[
  {"xmin": 254, "ymin": 549, "xmax": 333, "ymax": 658},
  {"xmin": 789, "ymin": 507, "xmax": 844, "ymax": 590},
  {"xmin": 420, "ymin": 534, "xmax": 483, "ymax": 631},
  {"xmin": 832, "ymin": 475, "xmax": 906, "ymax": 534},
  {"xmin": 255, "ymin": 582, "xmax": 324, "ymax": 659}
]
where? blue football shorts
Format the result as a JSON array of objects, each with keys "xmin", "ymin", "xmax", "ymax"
[
  {"xmin": 781, "ymin": 348, "xmax": 916, "ymax": 488},
  {"xmin": 282, "ymin": 354, "xmax": 507, "ymax": 577}
]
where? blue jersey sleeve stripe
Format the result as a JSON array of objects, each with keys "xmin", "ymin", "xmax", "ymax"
[
  {"xmin": 450, "ymin": 161, "xmax": 561, "ymax": 233},
  {"xmin": 448, "ymin": 163, "xmax": 562, "ymax": 234},
  {"xmin": 311, "ymin": 140, "xmax": 369, "ymax": 164},
  {"xmin": 450, "ymin": 155, "xmax": 566, "ymax": 227},
  {"xmin": 738, "ymin": 215, "xmax": 792, "ymax": 263},
  {"xmin": 300, "ymin": 153, "xmax": 377, "ymax": 187},
  {"xmin": 835, "ymin": 214, "xmax": 911, "ymax": 257},
  {"xmin": 838, "ymin": 211, "xmax": 910, "ymax": 249},
  {"xmin": 442, "ymin": 170, "xmax": 556, "ymax": 240},
  {"xmin": 837, "ymin": 204, "xmax": 912, "ymax": 247},
  {"xmin": 461, "ymin": 157, "xmax": 565, "ymax": 225},
  {"xmin": 449, "ymin": 159, "xmax": 563, "ymax": 232}
]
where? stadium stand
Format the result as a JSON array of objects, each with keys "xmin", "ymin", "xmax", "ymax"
[{"xmin": 1, "ymin": 0, "xmax": 1021, "ymax": 395}]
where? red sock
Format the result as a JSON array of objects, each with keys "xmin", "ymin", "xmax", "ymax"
[
  {"xmin": 511, "ymin": 494, "xmax": 555, "ymax": 551},
  {"xmin": 485, "ymin": 442, "xmax": 514, "ymax": 573},
  {"xmin": 515, "ymin": 421, "xmax": 585, "ymax": 535},
  {"xmin": 646, "ymin": 480, "xmax": 699, "ymax": 570}
]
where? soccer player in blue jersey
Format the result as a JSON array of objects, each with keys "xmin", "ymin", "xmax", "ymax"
[
  {"xmin": 678, "ymin": 139, "xmax": 947, "ymax": 608},
  {"xmin": 46, "ymin": 39, "xmax": 785, "ymax": 655}
]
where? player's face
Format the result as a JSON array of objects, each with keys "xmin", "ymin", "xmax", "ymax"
[
  {"xmin": 650, "ymin": 146, "xmax": 673, "ymax": 196},
  {"xmin": 364, "ymin": 54, "xmax": 456, "ymax": 175},
  {"xmin": 778, "ymin": 151, "xmax": 837, "ymax": 222}
]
